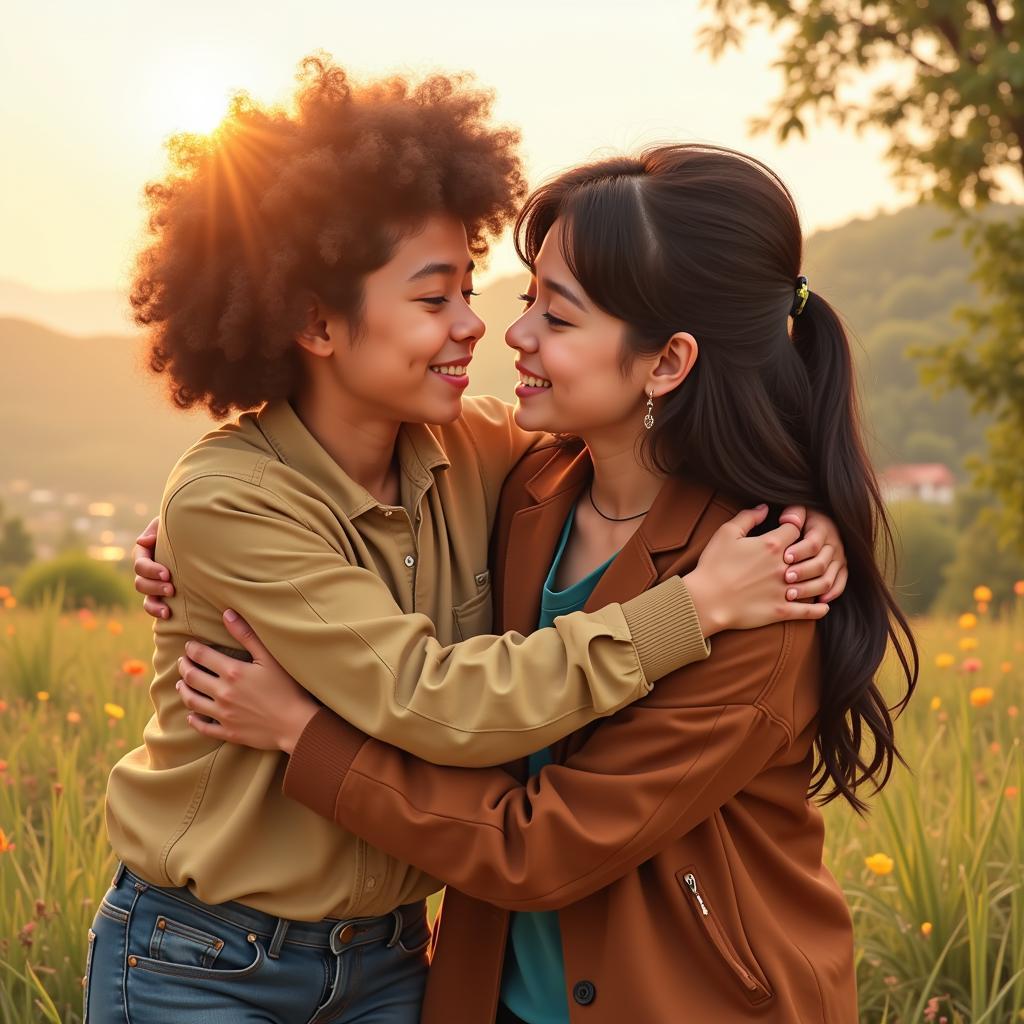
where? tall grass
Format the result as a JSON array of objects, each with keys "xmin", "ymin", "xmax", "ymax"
[{"xmin": 0, "ymin": 588, "xmax": 1021, "ymax": 1022}]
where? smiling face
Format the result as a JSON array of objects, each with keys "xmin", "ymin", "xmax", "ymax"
[
  {"xmin": 301, "ymin": 214, "xmax": 485, "ymax": 426},
  {"xmin": 505, "ymin": 220, "xmax": 666, "ymax": 444}
]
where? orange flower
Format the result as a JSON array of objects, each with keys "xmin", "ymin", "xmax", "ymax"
[
  {"xmin": 3, "ymin": 596, "xmax": 16, "ymax": 610},
  {"xmin": 121, "ymin": 659, "xmax": 147, "ymax": 677},
  {"xmin": 0, "ymin": 700, "xmax": 7, "ymax": 714},
  {"xmin": 959, "ymin": 636, "xmax": 979, "ymax": 652},
  {"xmin": 920, "ymin": 921, "xmax": 933, "ymax": 936},
  {"xmin": 959, "ymin": 612, "xmax": 978, "ymax": 630},
  {"xmin": 1008, "ymin": 705, "xmax": 1019, "ymax": 719},
  {"xmin": 0, "ymin": 586, "xmax": 10, "ymax": 599},
  {"xmin": 865, "ymin": 853, "xmax": 895, "ymax": 875},
  {"xmin": 1015, "ymin": 580, "xmax": 1024, "ymax": 597},
  {"xmin": 969, "ymin": 687, "xmax": 995, "ymax": 708},
  {"xmin": 107, "ymin": 621, "xmax": 124, "ymax": 636},
  {"xmin": 0, "ymin": 828, "xmax": 14, "ymax": 853},
  {"xmin": 0, "ymin": 760, "xmax": 7, "ymax": 772},
  {"xmin": 973, "ymin": 586, "xmax": 993, "ymax": 603},
  {"xmin": 977, "ymin": 601, "xmax": 989, "ymax": 614},
  {"xmin": 104, "ymin": 703, "xmax": 125, "ymax": 720},
  {"xmin": 1005, "ymin": 786, "xmax": 1020, "ymax": 799},
  {"xmin": 1000, "ymin": 661, "xmax": 1013, "ymax": 673},
  {"xmin": 36, "ymin": 691, "xmax": 49, "ymax": 703},
  {"xmin": 66, "ymin": 710, "xmax": 81, "ymax": 725},
  {"xmin": 930, "ymin": 696, "xmax": 942, "ymax": 711},
  {"xmin": 990, "ymin": 741, "xmax": 1002, "ymax": 754},
  {"xmin": 961, "ymin": 657, "xmax": 983, "ymax": 673},
  {"xmin": 935, "ymin": 653, "xmax": 955, "ymax": 669}
]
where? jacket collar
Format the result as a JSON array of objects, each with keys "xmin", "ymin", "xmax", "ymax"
[
  {"xmin": 257, "ymin": 400, "xmax": 449, "ymax": 520},
  {"xmin": 503, "ymin": 445, "xmax": 716, "ymax": 635}
]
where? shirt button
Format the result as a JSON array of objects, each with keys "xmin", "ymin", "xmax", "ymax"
[
  {"xmin": 404, "ymin": 555, "xmax": 416, "ymax": 568},
  {"xmin": 572, "ymin": 980, "xmax": 597, "ymax": 1005},
  {"xmin": 365, "ymin": 876, "xmax": 376, "ymax": 890}
]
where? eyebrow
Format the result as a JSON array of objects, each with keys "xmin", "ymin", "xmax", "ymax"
[
  {"xmin": 408, "ymin": 260, "xmax": 476, "ymax": 282},
  {"xmin": 540, "ymin": 277, "xmax": 587, "ymax": 312}
]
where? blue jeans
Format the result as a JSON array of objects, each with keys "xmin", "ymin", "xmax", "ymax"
[{"xmin": 84, "ymin": 865, "xmax": 429, "ymax": 1023}]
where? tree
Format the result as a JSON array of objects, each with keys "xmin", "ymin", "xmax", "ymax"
[
  {"xmin": 0, "ymin": 515, "xmax": 34, "ymax": 570},
  {"xmin": 700, "ymin": 0, "xmax": 1024, "ymax": 548}
]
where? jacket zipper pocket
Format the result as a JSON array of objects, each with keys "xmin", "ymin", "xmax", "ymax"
[{"xmin": 678, "ymin": 869, "xmax": 772, "ymax": 1005}]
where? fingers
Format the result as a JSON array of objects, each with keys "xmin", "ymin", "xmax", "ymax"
[
  {"xmin": 779, "ymin": 600, "xmax": 830, "ymax": 620},
  {"xmin": 183, "ymin": 641, "xmax": 234, "ymax": 679},
  {"xmin": 778, "ymin": 505, "xmax": 807, "ymax": 531},
  {"xmin": 187, "ymin": 713, "xmax": 230, "ymax": 743},
  {"xmin": 783, "ymin": 545, "xmax": 835, "ymax": 585},
  {"xmin": 724, "ymin": 504, "xmax": 769, "ymax": 538},
  {"xmin": 762, "ymin": 521, "xmax": 802, "ymax": 552},
  {"xmin": 134, "ymin": 516, "xmax": 161, "ymax": 549},
  {"xmin": 785, "ymin": 564, "xmax": 838, "ymax": 602},
  {"xmin": 143, "ymin": 596, "xmax": 170, "ymax": 620},
  {"xmin": 179, "ymin": 655, "xmax": 224, "ymax": 699},
  {"xmin": 820, "ymin": 565, "xmax": 848, "ymax": 604},
  {"xmin": 134, "ymin": 561, "xmax": 173, "ymax": 597},
  {"xmin": 222, "ymin": 610, "xmax": 267, "ymax": 663},
  {"xmin": 176, "ymin": 679, "xmax": 220, "ymax": 719},
  {"xmin": 783, "ymin": 528, "xmax": 825, "ymax": 566}
]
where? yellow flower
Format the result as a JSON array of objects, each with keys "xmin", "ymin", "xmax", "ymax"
[
  {"xmin": 865, "ymin": 853, "xmax": 895, "ymax": 876},
  {"xmin": 935, "ymin": 653, "xmax": 955, "ymax": 669},
  {"xmin": 104, "ymin": 703, "xmax": 126, "ymax": 720},
  {"xmin": 930, "ymin": 696, "xmax": 942, "ymax": 711},
  {"xmin": 959, "ymin": 636, "xmax": 979, "ymax": 652},
  {"xmin": 66, "ymin": 710, "xmax": 81, "ymax": 725},
  {"xmin": 920, "ymin": 921, "xmax": 933, "ymax": 936},
  {"xmin": 973, "ymin": 586, "xmax": 993, "ymax": 603},
  {"xmin": 0, "ymin": 828, "xmax": 14, "ymax": 853},
  {"xmin": 969, "ymin": 687, "xmax": 995, "ymax": 708},
  {"xmin": 122, "ymin": 659, "xmax": 148, "ymax": 677},
  {"xmin": 3, "ymin": 596, "xmax": 15, "ymax": 610},
  {"xmin": 36, "ymin": 691, "xmax": 50, "ymax": 703},
  {"xmin": 959, "ymin": 613, "xmax": 977, "ymax": 630},
  {"xmin": 106, "ymin": 621, "xmax": 124, "ymax": 636}
]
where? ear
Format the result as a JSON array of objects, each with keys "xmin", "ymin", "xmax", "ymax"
[
  {"xmin": 294, "ymin": 300, "xmax": 335, "ymax": 358},
  {"xmin": 647, "ymin": 331, "xmax": 698, "ymax": 397}
]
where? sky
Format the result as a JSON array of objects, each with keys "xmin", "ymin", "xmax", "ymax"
[{"xmin": 0, "ymin": 0, "xmax": 914, "ymax": 293}]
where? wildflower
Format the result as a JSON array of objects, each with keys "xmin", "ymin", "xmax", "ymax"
[
  {"xmin": 121, "ymin": 659, "xmax": 147, "ymax": 677},
  {"xmin": 969, "ymin": 687, "xmax": 995, "ymax": 708},
  {"xmin": 935, "ymin": 653, "xmax": 955, "ymax": 669},
  {"xmin": 52, "ymin": 782, "xmax": 64, "ymax": 797},
  {"xmin": 3, "ymin": 596, "xmax": 15, "ymax": 610},
  {"xmin": 1001, "ymin": 661, "xmax": 1013, "ymax": 673},
  {"xmin": 920, "ymin": 921, "xmax": 933, "ymax": 936},
  {"xmin": 977, "ymin": 601, "xmax": 989, "ymax": 614},
  {"xmin": 973, "ymin": 586, "xmax": 993, "ymax": 603},
  {"xmin": 937, "ymin": 710, "xmax": 949, "ymax": 724},
  {"xmin": 66, "ymin": 710, "xmax": 81, "ymax": 725},
  {"xmin": 1015, "ymin": 580, "xmax": 1024, "ymax": 596},
  {"xmin": 0, "ymin": 586, "xmax": 10, "ymax": 599},
  {"xmin": 107, "ymin": 620, "xmax": 124, "ymax": 636},
  {"xmin": 36, "ymin": 691, "xmax": 50, "ymax": 703},
  {"xmin": 990, "ymin": 741, "xmax": 1002, "ymax": 754},
  {"xmin": 930, "ymin": 696, "xmax": 942, "ymax": 711},
  {"xmin": 1006, "ymin": 786, "xmax": 1020, "ymax": 799},
  {"xmin": 0, "ymin": 700, "xmax": 7, "ymax": 714},
  {"xmin": 104, "ymin": 703, "xmax": 125, "ymax": 720},
  {"xmin": 0, "ymin": 760, "xmax": 6, "ymax": 771},
  {"xmin": 959, "ymin": 613, "xmax": 977, "ymax": 630},
  {"xmin": 959, "ymin": 637, "xmax": 979, "ymax": 652},
  {"xmin": 0, "ymin": 828, "xmax": 14, "ymax": 853},
  {"xmin": 1008, "ymin": 706, "xmax": 1019, "ymax": 718},
  {"xmin": 865, "ymin": 853, "xmax": 895, "ymax": 875},
  {"xmin": 18, "ymin": 921, "xmax": 35, "ymax": 947},
  {"xmin": 961, "ymin": 657, "xmax": 982, "ymax": 673}
]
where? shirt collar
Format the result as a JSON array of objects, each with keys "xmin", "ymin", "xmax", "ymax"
[{"xmin": 256, "ymin": 400, "xmax": 450, "ymax": 519}]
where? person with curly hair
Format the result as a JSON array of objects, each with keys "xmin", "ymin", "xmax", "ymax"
[{"xmin": 96, "ymin": 57, "xmax": 846, "ymax": 1024}]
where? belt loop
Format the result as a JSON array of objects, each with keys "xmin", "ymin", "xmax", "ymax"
[
  {"xmin": 111, "ymin": 861, "xmax": 126, "ymax": 888},
  {"xmin": 386, "ymin": 907, "xmax": 403, "ymax": 948},
  {"xmin": 268, "ymin": 918, "xmax": 290, "ymax": 960}
]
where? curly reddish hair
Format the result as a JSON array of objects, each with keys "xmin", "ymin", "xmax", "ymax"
[{"xmin": 130, "ymin": 54, "xmax": 526, "ymax": 417}]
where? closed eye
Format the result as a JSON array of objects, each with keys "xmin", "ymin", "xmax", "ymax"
[{"xmin": 543, "ymin": 312, "xmax": 573, "ymax": 328}]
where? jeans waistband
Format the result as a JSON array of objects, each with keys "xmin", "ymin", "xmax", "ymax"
[{"xmin": 112, "ymin": 863, "xmax": 424, "ymax": 955}]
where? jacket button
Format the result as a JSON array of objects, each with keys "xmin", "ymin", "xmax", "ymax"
[{"xmin": 572, "ymin": 980, "xmax": 596, "ymax": 1005}]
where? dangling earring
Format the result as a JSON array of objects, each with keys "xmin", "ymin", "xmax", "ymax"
[{"xmin": 643, "ymin": 391, "xmax": 655, "ymax": 431}]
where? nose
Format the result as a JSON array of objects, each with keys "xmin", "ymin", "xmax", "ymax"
[
  {"xmin": 505, "ymin": 309, "xmax": 536, "ymax": 354},
  {"xmin": 452, "ymin": 303, "xmax": 485, "ymax": 347}
]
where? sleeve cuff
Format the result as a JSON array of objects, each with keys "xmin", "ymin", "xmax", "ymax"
[
  {"xmin": 282, "ymin": 708, "xmax": 369, "ymax": 821},
  {"xmin": 621, "ymin": 577, "xmax": 711, "ymax": 683}
]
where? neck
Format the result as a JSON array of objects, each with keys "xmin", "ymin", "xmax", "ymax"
[
  {"xmin": 293, "ymin": 378, "xmax": 401, "ymax": 504},
  {"xmin": 582, "ymin": 428, "xmax": 665, "ymax": 520}
]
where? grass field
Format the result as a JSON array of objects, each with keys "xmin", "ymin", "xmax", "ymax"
[{"xmin": 0, "ymin": 586, "xmax": 1021, "ymax": 1022}]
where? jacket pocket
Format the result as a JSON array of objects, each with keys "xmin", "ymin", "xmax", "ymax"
[
  {"xmin": 677, "ymin": 867, "xmax": 772, "ymax": 1006},
  {"xmin": 452, "ymin": 582, "xmax": 493, "ymax": 640}
]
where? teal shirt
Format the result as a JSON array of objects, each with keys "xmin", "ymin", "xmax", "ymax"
[{"xmin": 500, "ymin": 507, "xmax": 618, "ymax": 1024}]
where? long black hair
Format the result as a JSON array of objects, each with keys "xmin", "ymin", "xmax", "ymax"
[{"xmin": 516, "ymin": 144, "xmax": 918, "ymax": 811}]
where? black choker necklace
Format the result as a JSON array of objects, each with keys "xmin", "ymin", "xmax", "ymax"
[{"xmin": 588, "ymin": 485, "xmax": 651, "ymax": 523}]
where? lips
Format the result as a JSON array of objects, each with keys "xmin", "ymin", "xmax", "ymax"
[
  {"xmin": 515, "ymin": 363, "xmax": 551, "ymax": 388},
  {"xmin": 429, "ymin": 364, "xmax": 468, "ymax": 377}
]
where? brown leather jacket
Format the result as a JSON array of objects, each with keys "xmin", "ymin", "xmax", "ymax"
[{"xmin": 284, "ymin": 444, "xmax": 858, "ymax": 1023}]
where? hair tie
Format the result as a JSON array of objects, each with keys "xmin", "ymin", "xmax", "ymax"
[{"xmin": 791, "ymin": 275, "xmax": 810, "ymax": 317}]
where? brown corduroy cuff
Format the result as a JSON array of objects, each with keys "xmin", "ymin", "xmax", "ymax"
[{"xmin": 621, "ymin": 577, "xmax": 711, "ymax": 684}]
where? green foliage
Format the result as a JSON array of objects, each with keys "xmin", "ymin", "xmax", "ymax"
[
  {"xmin": 700, "ymin": 0, "xmax": 1024, "ymax": 550},
  {"xmin": 890, "ymin": 502, "xmax": 958, "ymax": 616},
  {"xmin": 0, "ymin": 516, "xmax": 34, "ymax": 572},
  {"xmin": 16, "ymin": 554, "xmax": 131, "ymax": 611},
  {"xmin": 937, "ymin": 506, "xmax": 1024, "ymax": 614}
]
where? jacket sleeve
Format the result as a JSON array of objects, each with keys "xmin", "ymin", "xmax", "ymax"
[
  {"xmin": 281, "ymin": 622, "xmax": 809, "ymax": 909},
  {"xmin": 161, "ymin": 473, "xmax": 709, "ymax": 769}
]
